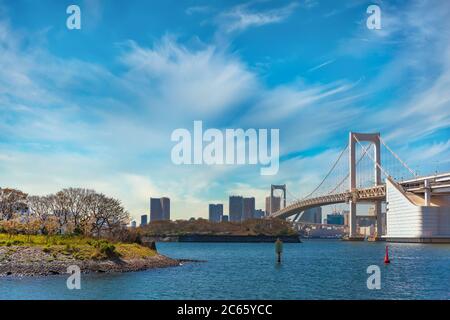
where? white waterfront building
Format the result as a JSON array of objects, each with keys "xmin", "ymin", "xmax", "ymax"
[{"xmin": 385, "ymin": 178, "xmax": 450, "ymax": 242}]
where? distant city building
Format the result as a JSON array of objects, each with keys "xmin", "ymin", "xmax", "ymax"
[
  {"xmin": 299, "ymin": 207, "xmax": 322, "ymax": 224},
  {"xmin": 342, "ymin": 210, "xmax": 350, "ymax": 226},
  {"xmin": 209, "ymin": 204, "xmax": 224, "ymax": 222},
  {"xmin": 221, "ymin": 215, "xmax": 229, "ymax": 222},
  {"xmin": 327, "ymin": 213, "xmax": 345, "ymax": 225},
  {"xmin": 265, "ymin": 196, "xmax": 281, "ymax": 216},
  {"xmin": 130, "ymin": 220, "xmax": 137, "ymax": 228},
  {"xmin": 254, "ymin": 209, "xmax": 265, "ymax": 219},
  {"xmin": 242, "ymin": 197, "xmax": 255, "ymax": 221},
  {"xmin": 140, "ymin": 214, "xmax": 148, "ymax": 227},
  {"xmin": 356, "ymin": 216, "xmax": 376, "ymax": 227},
  {"xmin": 150, "ymin": 197, "xmax": 171, "ymax": 222},
  {"xmin": 229, "ymin": 196, "xmax": 244, "ymax": 222}
]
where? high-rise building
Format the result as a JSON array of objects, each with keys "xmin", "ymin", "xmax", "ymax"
[
  {"xmin": 327, "ymin": 213, "xmax": 344, "ymax": 225},
  {"xmin": 140, "ymin": 214, "xmax": 148, "ymax": 226},
  {"xmin": 221, "ymin": 215, "xmax": 229, "ymax": 222},
  {"xmin": 161, "ymin": 197, "xmax": 170, "ymax": 220},
  {"xmin": 299, "ymin": 207, "xmax": 322, "ymax": 224},
  {"xmin": 130, "ymin": 220, "xmax": 137, "ymax": 228},
  {"xmin": 229, "ymin": 196, "xmax": 243, "ymax": 222},
  {"xmin": 209, "ymin": 204, "xmax": 223, "ymax": 222},
  {"xmin": 150, "ymin": 197, "xmax": 171, "ymax": 222},
  {"xmin": 265, "ymin": 196, "xmax": 281, "ymax": 216},
  {"xmin": 242, "ymin": 197, "xmax": 255, "ymax": 221}
]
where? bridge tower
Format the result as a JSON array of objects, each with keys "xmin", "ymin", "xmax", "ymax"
[
  {"xmin": 270, "ymin": 184, "xmax": 287, "ymax": 214},
  {"xmin": 349, "ymin": 132, "xmax": 382, "ymax": 239}
]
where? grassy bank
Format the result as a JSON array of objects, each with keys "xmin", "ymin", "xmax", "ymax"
[{"xmin": 0, "ymin": 233, "xmax": 156, "ymax": 261}]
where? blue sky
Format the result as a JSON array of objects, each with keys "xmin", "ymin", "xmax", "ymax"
[{"xmin": 1, "ymin": 0, "xmax": 450, "ymax": 220}]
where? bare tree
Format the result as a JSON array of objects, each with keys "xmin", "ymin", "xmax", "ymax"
[
  {"xmin": 59, "ymin": 188, "xmax": 92, "ymax": 232},
  {"xmin": 0, "ymin": 188, "xmax": 28, "ymax": 221},
  {"xmin": 28, "ymin": 195, "xmax": 51, "ymax": 232},
  {"xmin": 88, "ymin": 193, "xmax": 129, "ymax": 237},
  {"xmin": 2, "ymin": 186, "xmax": 130, "ymax": 239}
]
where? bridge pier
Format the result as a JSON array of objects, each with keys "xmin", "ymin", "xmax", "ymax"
[
  {"xmin": 375, "ymin": 200, "xmax": 382, "ymax": 238},
  {"xmin": 349, "ymin": 201, "xmax": 357, "ymax": 238},
  {"xmin": 270, "ymin": 184, "xmax": 286, "ymax": 214},
  {"xmin": 349, "ymin": 132, "xmax": 381, "ymax": 239}
]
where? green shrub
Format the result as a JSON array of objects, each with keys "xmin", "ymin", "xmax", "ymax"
[{"xmin": 99, "ymin": 242, "xmax": 116, "ymax": 256}]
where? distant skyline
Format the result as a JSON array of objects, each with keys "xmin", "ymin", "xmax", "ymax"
[{"xmin": 1, "ymin": 0, "xmax": 450, "ymax": 221}]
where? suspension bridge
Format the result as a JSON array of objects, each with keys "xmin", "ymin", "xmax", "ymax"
[{"xmin": 269, "ymin": 132, "xmax": 450, "ymax": 242}]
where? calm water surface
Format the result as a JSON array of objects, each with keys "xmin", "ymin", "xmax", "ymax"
[{"xmin": 1, "ymin": 240, "xmax": 449, "ymax": 299}]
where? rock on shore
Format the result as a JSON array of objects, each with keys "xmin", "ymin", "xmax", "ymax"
[{"xmin": 0, "ymin": 246, "xmax": 181, "ymax": 277}]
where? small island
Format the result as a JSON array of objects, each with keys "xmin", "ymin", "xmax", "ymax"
[
  {"xmin": 0, "ymin": 234, "xmax": 179, "ymax": 277},
  {"xmin": 0, "ymin": 187, "xmax": 180, "ymax": 277}
]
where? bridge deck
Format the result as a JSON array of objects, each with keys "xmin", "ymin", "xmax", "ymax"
[{"xmin": 270, "ymin": 173, "xmax": 450, "ymax": 219}]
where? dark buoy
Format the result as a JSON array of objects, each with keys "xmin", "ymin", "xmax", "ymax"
[
  {"xmin": 384, "ymin": 245, "xmax": 390, "ymax": 264},
  {"xmin": 275, "ymin": 238, "xmax": 283, "ymax": 264}
]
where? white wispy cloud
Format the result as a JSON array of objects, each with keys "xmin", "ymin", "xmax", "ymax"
[
  {"xmin": 216, "ymin": 2, "xmax": 299, "ymax": 33},
  {"xmin": 185, "ymin": 5, "xmax": 212, "ymax": 16},
  {"xmin": 308, "ymin": 59, "xmax": 336, "ymax": 72},
  {"xmin": 120, "ymin": 36, "xmax": 258, "ymax": 123}
]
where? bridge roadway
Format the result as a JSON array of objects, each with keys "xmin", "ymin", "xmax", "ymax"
[{"xmin": 270, "ymin": 173, "xmax": 450, "ymax": 219}]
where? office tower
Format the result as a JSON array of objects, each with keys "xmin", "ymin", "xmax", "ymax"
[
  {"xmin": 140, "ymin": 214, "xmax": 148, "ymax": 226},
  {"xmin": 265, "ymin": 196, "xmax": 281, "ymax": 216},
  {"xmin": 327, "ymin": 213, "xmax": 345, "ymax": 225},
  {"xmin": 229, "ymin": 196, "xmax": 243, "ymax": 222},
  {"xmin": 209, "ymin": 204, "xmax": 223, "ymax": 222},
  {"xmin": 221, "ymin": 215, "xmax": 229, "ymax": 222},
  {"xmin": 150, "ymin": 197, "xmax": 171, "ymax": 222},
  {"xmin": 299, "ymin": 207, "xmax": 322, "ymax": 224},
  {"xmin": 130, "ymin": 220, "xmax": 137, "ymax": 228},
  {"xmin": 242, "ymin": 197, "xmax": 255, "ymax": 221},
  {"xmin": 161, "ymin": 197, "xmax": 170, "ymax": 220}
]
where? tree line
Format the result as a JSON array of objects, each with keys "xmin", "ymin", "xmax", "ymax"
[{"xmin": 0, "ymin": 187, "xmax": 130, "ymax": 239}]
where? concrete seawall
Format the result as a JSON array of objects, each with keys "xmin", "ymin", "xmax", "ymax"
[{"xmin": 144, "ymin": 235, "xmax": 301, "ymax": 243}]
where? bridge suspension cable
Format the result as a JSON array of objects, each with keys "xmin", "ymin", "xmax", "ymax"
[
  {"xmin": 378, "ymin": 136, "xmax": 418, "ymax": 178},
  {"xmin": 327, "ymin": 143, "xmax": 373, "ymax": 195},
  {"xmin": 353, "ymin": 136, "xmax": 392, "ymax": 180},
  {"xmin": 301, "ymin": 143, "xmax": 349, "ymax": 200}
]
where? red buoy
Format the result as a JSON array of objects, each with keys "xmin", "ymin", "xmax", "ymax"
[{"xmin": 384, "ymin": 245, "xmax": 390, "ymax": 264}]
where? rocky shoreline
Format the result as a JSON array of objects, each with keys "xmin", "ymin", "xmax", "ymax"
[{"xmin": 0, "ymin": 246, "xmax": 182, "ymax": 277}]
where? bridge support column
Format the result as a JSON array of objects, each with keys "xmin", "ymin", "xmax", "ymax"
[
  {"xmin": 375, "ymin": 200, "xmax": 382, "ymax": 238},
  {"xmin": 424, "ymin": 179, "xmax": 431, "ymax": 206},
  {"xmin": 270, "ymin": 184, "xmax": 287, "ymax": 215},
  {"xmin": 349, "ymin": 201, "xmax": 357, "ymax": 238}
]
